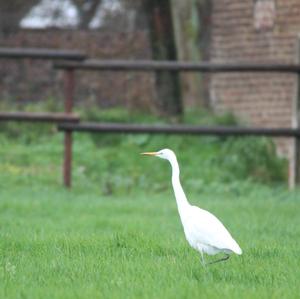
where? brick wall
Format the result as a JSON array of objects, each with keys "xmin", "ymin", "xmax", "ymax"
[
  {"xmin": 0, "ymin": 29, "xmax": 155, "ymax": 111},
  {"xmin": 210, "ymin": 0, "xmax": 300, "ymax": 179}
]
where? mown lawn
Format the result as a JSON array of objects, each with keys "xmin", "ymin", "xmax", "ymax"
[{"xmin": 1, "ymin": 175, "xmax": 300, "ymax": 298}]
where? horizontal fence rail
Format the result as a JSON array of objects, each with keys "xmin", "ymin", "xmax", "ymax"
[
  {"xmin": 2, "ymin": 48, "xmax": 300, "ymax": 188},
  {"xmin": 0, "ymin": 47, "xmax": 86, "ymax": 60},
  {"xmin": 0, "ymin": 112, "xmax": 80, "ymax": 123},
  {"xmin": 54, "ymin": 59, "xmax": 300, "ymax": 73},
  {"xmin": 58, "ymin": 122, "xmax": 300, "ymax": 137},
  {"xmin": 53, "ymin": 59, "xmax": 300, "ymax": 188}
]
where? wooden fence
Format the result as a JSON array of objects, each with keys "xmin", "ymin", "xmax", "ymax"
[
  {"xmin": 2, "ymin": 48, "xmax": 300, "ymax": 188},
  {"xmin": 54, "ymin": 59, "xmax": 300, "ymax": 188},
  {"xmin": 0, "ymin": 47, "xmax": 86, "ymax": 186}
]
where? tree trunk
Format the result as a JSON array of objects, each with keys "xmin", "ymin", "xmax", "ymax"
[
  {"xmin": 171, "ymin": 0, "xmax": 211, "ymax": 109},
  {"xmin": 73, "ymin": 0, "xmax": 102, "ymax": 30},
  {"xmin": 144, "ymin": 0, "xmax": 183, "ymax": 117}
]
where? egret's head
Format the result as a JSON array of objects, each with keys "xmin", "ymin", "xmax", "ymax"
[{"xmin": 141, "ymin": 148, "xmax": 175, "ymax": 161}]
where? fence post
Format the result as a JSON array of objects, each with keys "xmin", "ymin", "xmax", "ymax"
[
  {"xmin": 63, "ymin": 69, "xmax": 74, "ymax": 188},
  {"xmin": 290, "ymin": 37, "xmax": 300, "ymax": 188}
]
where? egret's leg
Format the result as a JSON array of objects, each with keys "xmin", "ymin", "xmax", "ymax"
[
  {"xmin": 207, "ymin": 254, "xmax": 230, "ymax": 265},
  {"xmin": 199, "ymin": 251, "xmax": 206, "ymax": 267}
]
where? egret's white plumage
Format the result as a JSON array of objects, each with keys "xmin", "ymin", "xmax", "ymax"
[{"xmin": 142, "ymin": 149, "xmax": 242, "ymax": 265}]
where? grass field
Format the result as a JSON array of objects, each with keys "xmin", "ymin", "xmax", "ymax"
[
  {"xmin": 1, "ymin": 181, "xmax": 300, "ymax": 298},
  {"xmin": 0, "ymin": 110, "xmax": 299, "ymax": 298}
]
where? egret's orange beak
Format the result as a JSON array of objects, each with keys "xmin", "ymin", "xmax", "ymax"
[{"xmin": 140, "ymin": 152, "xmax": 158, "ymax": 156}]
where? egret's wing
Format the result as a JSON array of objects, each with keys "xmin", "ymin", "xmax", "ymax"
[{"xmin": 187, "ymin": 206, "xmax": 242, "ymax": 254}]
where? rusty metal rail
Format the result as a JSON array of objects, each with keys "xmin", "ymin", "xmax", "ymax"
[
  {"xmin": 54, "ymin": 59, "xmax": 300, "ymax": 73},
  {"xmin": 58, "ymin": 122, "xmax": 300, "ymax": 137},
  {"xmin": 0, "ymin": 47, "xmax": 84, "ymax": 187},
  {"xmin": 54, "ymin": 59, "xmax": 300, "ymax": 188},
  {"xmin": 0, "ymin": 47, "xmax": 86, "ymax": 60},
  {"xmin": 3, "ymin": 50, "xmax": 300, "ymax": 188},
  {"xmin": 0, "ymin": 112, "xmax": 80, "ymax": 123}
]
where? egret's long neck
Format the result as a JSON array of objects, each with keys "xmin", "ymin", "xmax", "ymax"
[{"xmin": 169, "ymin": 156, "xmax": 190, "ymax": 214}]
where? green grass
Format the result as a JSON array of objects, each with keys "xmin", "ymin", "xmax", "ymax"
[
  {"xmin": 0, "ymin": 108, "xmax": 298, "ymax": 298},
  {"xmin": 1, "ymin": 182, "xmax": 300, "ymax": 298}
]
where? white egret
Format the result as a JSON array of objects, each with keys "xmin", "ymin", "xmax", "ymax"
[{"xmin": 141, "ymin": 149, "xmax": 242, "ymax": 265}]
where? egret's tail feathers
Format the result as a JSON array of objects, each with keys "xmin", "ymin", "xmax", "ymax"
[
  {"xmin": 232, "ymin": 243, "xmax": 242, "ymax": 255},
  {"xmin": 234, "ymin": 246, "xmax": 242, "ymax": 255},
  {"xmin": 230, "ymin": 239, "xmax": 242, "ymax": 255}
]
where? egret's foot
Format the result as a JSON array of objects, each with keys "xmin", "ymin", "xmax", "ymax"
[{"xmin": 207, "ymin": 254, "xmax": 230, "ymax": 265}]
